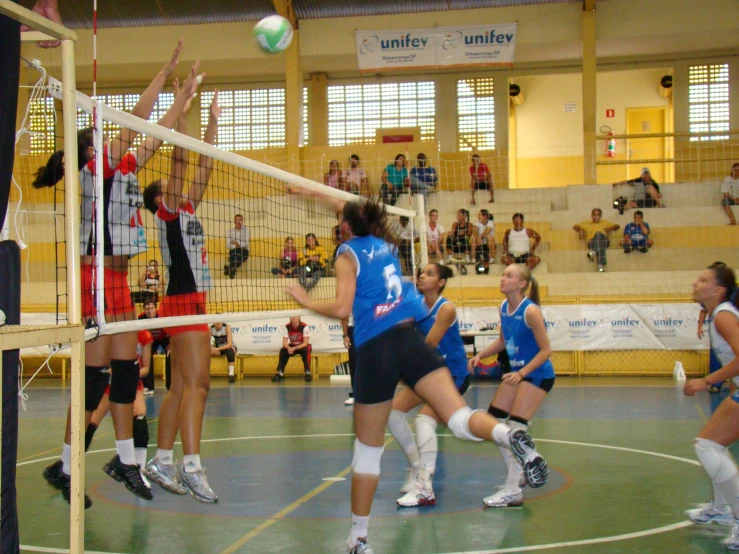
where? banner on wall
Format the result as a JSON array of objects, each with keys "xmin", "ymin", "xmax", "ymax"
[
  {"xmin": 19, "ymin": 303, "xmax": 709, "ymax": 356},
  {"xmin": 355, "ymin": 23, "xmax": 518, "ymax": 72}
]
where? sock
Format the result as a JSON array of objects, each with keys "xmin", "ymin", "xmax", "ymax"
[
  {"xmin": 415, "ymin": 414, "xmax": 438, "ymax": 476},
  {"xmin": 157, "ymin": 449, "xmax": 174, "ymax": 465},
  {"xmin": 228, "ymin": 364, "xmax": 235, "ymax": 376},
  {"xmin": 492, "ymin": 422, "xmax": 512, "ymax": 446},
  {"xmin": 85, "ymin": 422, "xmax": 98, "ymax": 452},
  {"xmin": 135, "ymin": 448, "xmax": 148, "ymax": 469},
  {"xmin": 183, "ymin": 454, "xmax": 202, "ymax": 473},
  {"xmin": 502, "ymin": 419, "xmax": 527, "ymax": 491},
  {"xmin": 350, "ymin": 514, "xmax": 370, "ymax": 545},
  {"xmin": 61, "ymin": 443, "xmax": 72, "ymax": 476},
  {"xmin": 116, "ymin": 439, "xmax": 136, "ymax": 466},
  {"xmin": 387, "ymin": 410, "xmax": 420, "ymax": 468}
]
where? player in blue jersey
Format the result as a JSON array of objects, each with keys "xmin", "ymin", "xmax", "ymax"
[
  {"xmin": 286, "ymin": 193, "xmax": 548, "ymax": 554},
  {"xmin": 469, "ymin": 263, "xmax": 555, "ymax": 508},
  {"xmin": 388, "ymin": 262, "xmax": 472, "ymax": 508}
]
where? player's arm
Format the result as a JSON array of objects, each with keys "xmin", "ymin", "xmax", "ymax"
[
  {"xmin": 502, "ymin": 229, "xmax": 510, "ymax": 255},
  {"xmin": 220, "ymin": 325, "xmax": 233, "ymax": 351},
  {"xmin": 189, "ymin": 91, "xmax": 221, "ymax": 211},
  {"xmin": 295, "ymin": 332, "xmax": 310, "ymax": 351},
  {"xmin": 685, "ymin": 312, "xmax": 739, "ymax": 395},
  {"xmin": 424, "ymin": 302, "xmax": 457, "ymax": 349},
  {"xmin": 697, "ymin": 308, "xmax": 707, "ymax": 339},
  {"xmin": 468, "ymin": 336, "xmax": 505, "ymax": 372},
  {"xmin": 139, "ymin": 342, "xmax": 152, "ymax": 378},
  {"xmin": 162, "ymin": 105, "xmax": 190, "ymax": 215},
  {"xmin": 286, "ymin": 253, "xmax": 355, "ymax": 320}
]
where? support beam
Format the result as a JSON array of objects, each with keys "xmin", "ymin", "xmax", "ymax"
[
  {"xmin": 582, "ymin": 2, "xmax": 597, "ymax": 185},
  {"xmin": 0, "ymin": 0, "xmax": 76, "ymax": 41},
  {"xmin": 273, "ymin": 0, "xmax": 301, "ymax": 174},
  {"xmin": 310, "ymin": 73, "xmax": 328, "ymax": 146}
]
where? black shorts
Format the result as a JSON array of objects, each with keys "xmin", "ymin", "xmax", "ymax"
[
  {"xmin": 635, "ymin": 197, "xmax": 658, "ymax": 208},
  {"xmin": 457, "ymin": 374, "xmax": 471, "ymax": 396},
  {"xmin": 446, "ymin": 236, "xmax": 469, "ymax": 254},
  {"xmin": 502, "ymin": 367, "xmax": 555, "ymax": 393},
  {"xmin": 474, "ymin": 180, "xmax": 490, "ymax": 190},
  {"xmin": 354, "ymin": 324, "xmax": 446, "ymax": 404},
  {"xmin": 511, "ymin": 253, "xmax": 531, "ymax": 263}
]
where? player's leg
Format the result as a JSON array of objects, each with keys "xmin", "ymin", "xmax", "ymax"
[
  {"xmin": 224, "ymin": 347, "xmax": 236, "ymax": 383},
  {"xmin": 132, "ymin": 387, "xmax": 151, "ymax": 489},
  {"xmin": 299, "ymin": 347, "xmax": 311, "ymax": 381},
  {"xmin": 386, "ymin": 387, "xmax": 424, "ymax": 495},
  {"xmin": 272, "ymin": 347, "xmax": 290, "ymax": 381}
]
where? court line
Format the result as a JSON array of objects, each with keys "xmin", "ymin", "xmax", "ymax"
[{"xmin": 20, "ymin": 546, "xmax": 126, "ymax": 554}]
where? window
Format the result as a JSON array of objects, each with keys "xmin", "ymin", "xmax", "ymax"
[
  {"xmin": 689, "ymin": 64, "xmax": 729, "ymax": 141},
  {"xmin": 457, "ymin": 78, "xmax": 495, "ymax": 151},
  {"xmin": 201, "ymin": 88, "xmax": 286, "ymax": 151},
  {"xmin": 27, "ymin": 97, "xmax": 56, "ymax": 154},
  {"xmin": 327, "ymin": 81, "xmax": 435, "ymax": 147}
]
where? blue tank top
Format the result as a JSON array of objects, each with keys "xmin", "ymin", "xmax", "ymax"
[
  {"xmin": 500, "ymin": 297, "xmax": 555, "ymax": 379},
  {"xmin": 338, "ymin": 235, "xmax": 427, "ymax": 347},
  {"xmin": 416, "ymin": 297, "xmax": 469, "ymax": 381}
]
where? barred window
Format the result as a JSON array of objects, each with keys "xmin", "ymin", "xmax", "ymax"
[
  {"xmin": 327, "ymin": 81, "xmax": 436, "ymax": 147},
  {"xmin": 689, "ymin": 64, "xmax": 729, "ymax": 141},
  {"xmin": 201, "ymin": 89, "xmax": 286, "ymax": 151},
  {"xmin": 457, "ymin": 78, "xmax": 495, "ymax": 151}
]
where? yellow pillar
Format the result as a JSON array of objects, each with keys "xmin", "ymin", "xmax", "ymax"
[
  {"xmin": 310, "ymin": 72, "xmax": 328, "ymax": 146},
  {"xmin": 582, "ymin": 3, "xmax": 597, "ymax": 185},
  {"xmin": 284, "ymin": 29, "xmax": 302, "ymax": 176},
  {"xmin": 509, "ymin": 102, "xmax": 518, "ymax": 189}
]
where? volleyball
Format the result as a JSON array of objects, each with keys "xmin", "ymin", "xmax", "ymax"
[{"xmin": 253, "ymin": 15, "xmax": 294, "ymax": 53}]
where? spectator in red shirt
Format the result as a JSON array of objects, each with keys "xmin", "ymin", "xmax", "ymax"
[
  {"xmin": 469, "ymin": 154, "xmax": 494, "ymax": 205},
  {"xmin": 272, "ymin": 316, "xmax": 312, "ymax": 382}
]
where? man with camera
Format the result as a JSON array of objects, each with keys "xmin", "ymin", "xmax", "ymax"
[{"xmin": 612, "ymin": 167, "xmax": 663, "ymax": 214}]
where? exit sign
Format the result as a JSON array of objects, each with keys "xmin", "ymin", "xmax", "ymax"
[{"xmin": 606, "ymin": 109, "xmax": 615, "ymax": 118}]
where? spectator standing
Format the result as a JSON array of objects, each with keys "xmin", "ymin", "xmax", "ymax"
[
  {"xmin": 138, "ymin": 300, "xmax": 170, "ymax": 393},
  {"xmin": 324, "ymin": 159, "xmax": 342, "ymax": 189},
  {"xmin": 721, "ymin": 162, "xmax": 739, "ymax": 225},
  {"xmin": 341, "ymin": 154, "xmax": 368, "ymax": 196},
  {"xmin": 473, "ymin": 209, "xmax": 496, "ymax": 270},
  {"xmin": 297, "ymin": 233, "xmax": 326, "ymax": 291},
  {"xmin": 573, "ymin": 208, "xmax": 620, "ymax": 272},
  {"xmin": 613, "ymin": 167, "xmax": 663, "ymax": 210},
  {"xmin": 210, "ymin": 322, "xmax": 237, "ymax": 384},
  {"xmin": 620, "ymin": 210, "xmax": 654, "ymax": 253},
  {"xmin": 271, "ymin": 316, "xmax": 312, "ymax": 382},
  {"xmin": 224, "ymin": 214, "xmax": 250, "ymax": 279},
  {"xmin": 502, "ymin": 213, "xmax": 541, "ymax": 270},
  {"xmin": 426, "ymin": 209, "xmax": 445, "ymax": 262},
  {"xmin": 381, "ymin": 154, "xmax": 409, "ymax": 206},
  {"xmin": 469, "ymin": 154, "xmax": 494, "ymax": 205},
  {"xmin": 409, "ymin": 153, "xmax": 438, "ymax": 200},
  {"xmin": 271, "ymin": 236, "xmax": 298, "ymax": 278}
]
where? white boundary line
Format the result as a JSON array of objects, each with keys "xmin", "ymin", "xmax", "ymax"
[{"xmin": 19, "ymin": 434, "xmax": 701, "ymax": 554}]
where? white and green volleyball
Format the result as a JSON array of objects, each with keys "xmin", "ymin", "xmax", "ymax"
[{"xmin": 253, "ymin": 15, "xmax": 294, "ymax": 53}]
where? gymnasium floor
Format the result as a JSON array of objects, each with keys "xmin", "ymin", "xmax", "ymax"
[{"xmin": 16, "ymin": 376, "xmax": 735, "ymax": 554}]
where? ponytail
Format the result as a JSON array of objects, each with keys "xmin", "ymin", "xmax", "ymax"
[
  {"xmin": 431, "ymin": 262, "xmax": 454, "ymax": 293},
  {"xmin": 32, "ymin": 127, "xmax": 94, "ymax": 189},
  {"xmin": 343, "ymin": 195, "xmax": 395, "ymax": 244},
  {"xmin": 515, "ymin": 263, "xmax": 541, "ymax": 306}
]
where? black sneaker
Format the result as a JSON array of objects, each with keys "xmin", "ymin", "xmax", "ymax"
[
  {"xmin": 228, "ymin": 375, "xmax": 236, "ymax": 384},
  {"xmin": 60, "ymin": 471, "xmax": 92, "ymax": 509},
  {"xmin": 271, "ymin": 372, "xmax": 284, "ymax": 382},
  {"xmin": 43, "ymin": 459, "xmax": 65, "ymax": 490},
  {"xmin": 623, "ymin": 245, "xmax": 632, "ymax": 253},
  {"xmin": 638, "ymin": 246, "xmax": 648, "ymax": 253},
  {"xmin": 223, "ymin": 264, "xmax": 230, "ymax": 276},
  {"xmin": 103, "ymin": 455, "xmax": 153, "ymax": 500},
  {"xmin": 305, "ymin": 372, "xmax": 312, "ymax": 382}
]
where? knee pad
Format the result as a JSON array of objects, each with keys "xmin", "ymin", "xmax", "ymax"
[
  {"xmin": 695, "ymin": 438, "xmax": 738, "ymax": 483},
  {"xmin": 85, "ymin": 365, "xmax": 110, "ymax": 412},
  {"xmin": 447, "ymin": 406, "xmax": 484, "ymax": 442},
  {"xmin": 133, "ymin": 414, "xmax": 149, "ymax": 449},
  {"xmin": 488, "ymin": 406, "xmax": 509, "ymax": 420},
  {"xmin": 352, "ymin": 439, "xmax": 384, "ymax": 476},
  {"xmin": 85, "ymin": 422, "xmax": 98, "ymax": 452},
  {"xmin": 509, "ymin": 415, "xmax": 529, "ymax": 432},
  {"xmin": 108, "ymin": 359, "xmax": 140, "ymax": 404}
]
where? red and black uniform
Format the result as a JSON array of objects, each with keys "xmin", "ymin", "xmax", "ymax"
[{"xmin": 276, "ymin": 322, "xmax": 311, "ymax": 374}]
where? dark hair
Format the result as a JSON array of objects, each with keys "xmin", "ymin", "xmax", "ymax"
[
  {"xmin": 710, "ymin": 265, "xmax": 737, "ymax": 307},
  {"xmin": 711, "ymin": 261, "xmax": 727, "ymax": 268},
  {"xmin": 592, "ymin": 208, "xmax": 603, "ymax": 215},
  {"xmin": 417, "ymin": 153, "xmax": 427, "ymax": 166},
  {"xmin": 429, "ymin": 209, "xmax": 438, "ymax": 215},
  {"xmin": 143, "ymin": 300, "xmax": 157, "ymax": 308},
  {"xmin": 394, "ymin": 154, "xmax": 405, "ymax": 162},
  {"xmin": 350, "ymin": 154, "xmax": 360, "ymax": 162},
  {"xmin": 286, "ymin": 236, "xmax": 294, "ymax": 244},
  {"xmin": 342, "ymin": 196, "xmax": 394, "ymax": 243},
  {"xmin": 471, "ymin": 154, "xmax": 480, "ymax": 160},
  {"xmin": 235, "ymin": 214, "xmax": 244, "ymax": 219},
  {"xmin": 329, "ymin": 159, "xmax": 339, "ymax": 170},
  {"xmin": 32, "ymin": 127, "xmax": 94, "ymax": 188},
  {"xmin": 457, "ymin": 209, "xmax": 470, "ymax": 221},
  {"xmin": 513, "ymin": 212, "xmax": 524, "ymax": 221},
  {"xmin": 305, "ymin": 232, "xmax": 319, "ymax": 246},
  {"xmin": 480, "ymin": 209, "xmax": 492, "ymax": 222},
  {"xmin": 399, "ymin": 216, "xmax": 409, "ymax": 224},
  {"xmin": 634, "ymin": 210, "xmax": 644, "ymax": 218},
  {"xmin": 431, "ymin": 262, "xmax": 454, "ymax": 293},
  {"xmin": 148, "ymin": 259, "xmax": 157, "ymax": 265},
  {"xmin": 143, "ymin": 180, "xmax": 162, "ymax": 214}
]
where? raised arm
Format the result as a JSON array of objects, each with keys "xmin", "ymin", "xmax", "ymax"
[
  {"xmin": 189, "ymin": 91, "xmax": 222, "ymax": 211},
  {"xmin": 162, "ymin": 82, "xmax": 191, "ymax": 213}
]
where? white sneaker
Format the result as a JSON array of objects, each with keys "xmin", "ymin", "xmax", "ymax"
[
  {"xmin": 347, "ymin": 537, "xmax": 374, "ymax": 554},
  {"xmin": 598, "ymin": 264, "xmax": 605, "ymax": 272},
  {"xmin": 687, "ymin": 503, "xmax": 734, "ymax": 525},
  {"xmin": 143, "ymin": 457, "xmax": 187, "ymax": 495},
  {"xmin": 725, "ymin": 519, "xmax": 739, "ymax": 550},
  {"xmin": 399, "ymin": 466, "xmax": 419, "ymax": 494},
  {"xmin": 519, "ymin": 472, "xmax": 528, "ymax": 489},
  {"xmin": 508, "ymin": 430, "xmax": 548, "ymax": 489},
  {"xmin": 397, "ymin": 480, "xmax": 436, "ymax": 507},
  {"xmin": 140, "ymin": 470, "xmax": 152, "ymax": 490},
  {"xmin": 344, "ymin": 397, "xmax": 355, "ymax": 406},
  {"xmin": 483, "ymin": 487, "xmax": 523, "ymax": 507}
]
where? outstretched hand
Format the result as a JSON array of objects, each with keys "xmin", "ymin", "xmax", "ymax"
[
  {"xmin": 181, "ymin": 61, "xmax": 202, "ymax": 99},
  {"xmin": 285, "ymin": 280, "xmax": 310, "ymax": 307},
  {"xmin": 161, "ymin": 40, "xmax": 184, "ymax": 78},
  {"xmin": 209, "ymin": 90, "xmax": 222, "ymax": 122},
  {"xmin": 20, "ymin": 0, "xmax": 63, "ymax": 48}
]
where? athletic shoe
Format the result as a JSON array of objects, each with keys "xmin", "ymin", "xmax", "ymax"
[
  {"xmin": 346, "ymin": 538, "xmax": 374, "ymax": 554},
  {"xmin": 228, "ymin": 375, "xmax": 236, "ymax": 384},
  {"xmin": 223, "ymin": 264, "xmax": 230, "ymax": 276},
  {"xmin": 103, "ymin": 455, "xmax": 153, "ymax": 500},
  {"xmin": 43, "ymin": 459, "xmax": 65, "ymax": 490},
  {"xmin": 508, "ymin": 430, "xmax": 549, "ymax": 489},
  {"xmin": 144, "ymin": 457, "xmax": 187, "ymax": 495},
  {"xmin": 686, "ymin": 503, "xmax": 733, "ymax": 525},
  {"xmin": 60, "ymin": 473, "xmax": 92, "ymax": 509},
  {"xmin": 397, "ymin": 480, "xmax": 436, "ymax": 507},
  {"xmin": 305, "ymin": 372, "xmax": 312, "ymax": 382},
  {"xmin": 623, "ymin": 245, "xmax": 632, "ymax": 253},
  {"xmin": 460, "ymin": 264, "xmax": 468, "ymax": 275},
  {"xmin": 140, "ymin": 470, "xmax": 152, "ymax": 490},
  {"xmin": 598, "ymin": 264, "xmax": 605, "ymax": 272},
  {"xmin": 725, "ymin": 520, "xmax": 739, "ymax": 551},
  {"xmin": 399, "ymin": 466, "xmax": 419, "ymax": 494},
  {"xmin": 271, "ymin": 372, "xmax": 283, "ymax": 382},
  {"xmin": 483, "ymin": 487, "xmax": 523, "ymax": 507},
  {"xmin": 143, "ymin": 388, "xmax": 154, "ymax": 396},
  {"xmin": 178, "ymin": 464, "xmax": 218, "ymax": 503},
  {"xmin": 344, "ymin": 396, "xmax": 355, "ymax": 406},
  {"xmin": 587, "ymin": 250, "xmax": 596, "ymax": 262},
  {"xmin": 638, "ymin": 246, "xmax": 648, "ymax": 253},
  {"xmin": 519, "ymin": 472, "xmax": 529, "ymax": 489}
]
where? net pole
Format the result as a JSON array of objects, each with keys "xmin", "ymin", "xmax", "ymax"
[
  {"xmin": 61, "ymin": 37, "xmax": 85, "ymax": 554},
  {"xmin": 93, "ymin": 100, "xmax": 106, "ymax": 334},
  {"xmin": 416, "ymin": 194, "xmax": 428, "ymax": 269}
]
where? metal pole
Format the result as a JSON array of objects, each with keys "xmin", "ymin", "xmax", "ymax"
[{"xmin": 415, "ymin": 194, "xmax": 428, "ymax": 269}]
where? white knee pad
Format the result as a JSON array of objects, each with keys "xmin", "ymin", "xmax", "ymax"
[
  {"xmin": 447, "ymin": 406, "xmax": 484, "ymax": 442},
  {"xmin": 352, "ymin": 439, "xmax": 385, "ymax": 475},
  {"xmin": 695, "ymin": 438, "xmax": 738, "ymax": 483}
]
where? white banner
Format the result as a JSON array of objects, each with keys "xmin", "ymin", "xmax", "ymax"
[{"xmin": 356, "ymin": 24, "xmax": 518, "ymax": 72}]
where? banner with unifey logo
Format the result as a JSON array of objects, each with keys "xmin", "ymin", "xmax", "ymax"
[{"xmin": 356, "ymin": 23, "xmax": 518, "ymax": 72}]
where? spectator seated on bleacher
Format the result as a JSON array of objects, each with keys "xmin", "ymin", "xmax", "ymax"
[
  {"xmin": 426, "ymin": 209, "xmax": 445, "ymax": 262},
  {"xmin": 446, "ymin": 208, "xmax": 473, "ymax": 274},
  {"xmin": 501, "ymin": 213, "xmax": 541, "ymax": 270},
  {"xmin": 132, "ymin": 259, "xmax": 164, "ymax": 305},
  {"xmin": 271, "ymin": 316, "xmax": 312, "ymax": 382},
  {"xmin": 224, "ymin": 213, "xmax": 250, "ymax": 279},
  {"xmin": 390, "ymin": 215, "xmax": 418, "ymax": 276},
  {"xmin": 573, "ymin": 208, "xmax": 620, "ymax": 273},
  {"xmin": 271, "ymin": 236, "xmax": 298, "ymax": 278},
  {"xmin": 612, "ymin": 167, "xmax": 663, "ymax": 212},
  {"xmin": 324, "ymin": 159, "xmax": 341, "ymax": 189},
  {"xmin": 297, "ymin": 233, "xmax": 326, "ymax": 291},
  {"xmin": 620, "ymin": 210, "xmax": 653, "ymax": 254},
  {"xmin": 721, "ymin": 162, "xmax": 739, "ymax": 226},
  {"xmin": 409, "ymin": 153, "xmax": 438, "ymax": 200},
  {"xmin": 210, "ymin": 322, "xmax": 237, "ymax": 383},
  {"xmin": 473, "ymin": 209, "xmax": 495, "ymax": 273},
  {"xmin": 380, "ymin": 154, "xmax": 409, "ymax": 206},
  {"xmin": 341, "ymin": 154, "xmax": 368, "ymax": 196}
]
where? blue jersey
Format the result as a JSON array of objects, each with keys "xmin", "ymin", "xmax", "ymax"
[
  {"xmin": 623, "ymin": 222, "xmax": 650, "ymax": 246},
  {"xmin": 338, "ymin": 235, "xmax": 427, "ymax": 347},
  {"xmin": 500, "ymin": 297, "xmax": 555, "ymax": 380},
  {"xmin": 416, "ymin": 297, "xmax": 469, "ymax": 384}
]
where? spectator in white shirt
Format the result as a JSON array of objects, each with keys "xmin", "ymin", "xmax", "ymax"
[
  {"xmin": 502, "ymin": 212, "xmax": 541, "ymax": 270},
  {"xmin": 224, "ymin": 214, "xmax": 250, "ymax": 279},
  {"xmin": 392, "ymin": 216, "xmax": 418, "ymax": 276},
  {"xmin": 473, "ymin": 209, "xmax": 496, "ymax": 271},
  {"xmin": 341, "ymin": 154, "xmax": 368, "ymax": 196},
  {"xmin": 721, "ymin": 162, "xmax": 739, "ymax": 225},
  {"xmin": 426, "ymin": 209, "xmax": 445, "ymax": 262}
]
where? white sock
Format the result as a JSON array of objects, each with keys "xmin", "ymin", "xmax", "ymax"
[
  {"xmin": 61, "ymin": 443, "xmax": 71, "ymax": 476},
  {"xmin": 387, "ymin": 410, "xmax": 420, "ymax": 468},
  {"xmin": 492, "ymin": 422, "xmax": 512, "ymax": 446},
  {"xmin": 350, "ymin": 514, "xmax": 370, "ymax": 545},
  {"xmin": 135, "ymin": 447, "xmax": 147, "ymax": 469},
  {"xmin": 157, "ymin": 448, "xmax": 174, "ymax": 465},
  {"xmin": 116, "ymin": 439, "xmax": 136, "ymax": 466},
  {"xmin": 415, "ymin": 414, "xmax": 438, "ymax": 476},
  {"xmin": 228, "ymin": 364, "xmax": 234, "ymax": 376},
  {"xmin": 183, "ymin": 454, "xmax": 202, "ymax": 473}
]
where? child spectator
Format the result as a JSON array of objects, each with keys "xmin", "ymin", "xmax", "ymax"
[
  {"xmin": 271, "ymin": 236, "xmax": 299, "ymax": 278},
  {"xmin": 324, "ymin": 159, "xmax": 341, "ymax": 189},
  {"xmin": 341, "ymin": 154, "xmax": 368, "ymax": 196},
  {"xmin": 473, "ymin": 209, "xmax": 496, "ymax": 271},
  {"xmin": 620, "ymin": 210, "xmax": 653, "ymax": 253},
  {"xmin": 426, "ymin": 209, "xmax": 445, "ymax": 262},
  {"xmin": 721, "ymin": 162, "xmax": 739, "ymax": 225},
  {"xmin": 297, "ymin": 233, "xmax": 326, "ymax": 290}
]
